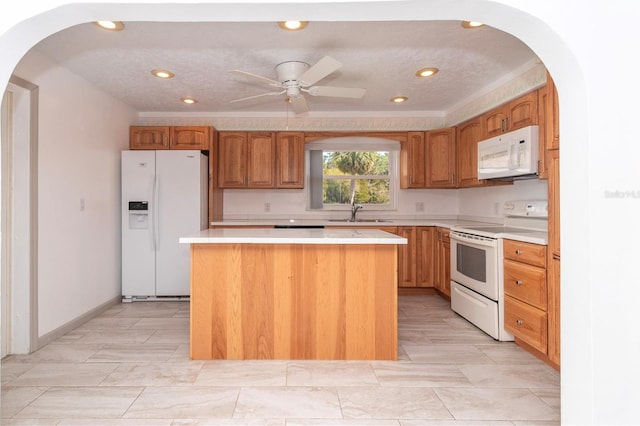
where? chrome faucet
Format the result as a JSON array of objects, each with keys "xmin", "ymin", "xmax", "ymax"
[{"xmin": 350, "ymin": 201, "xmax": 363, "ymax": 221}]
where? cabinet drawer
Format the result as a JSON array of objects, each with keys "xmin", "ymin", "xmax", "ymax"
[
  {"xmin": 503, "ymin": 239, "xmax": 546, "ymax": 267},
  {"xmin": 504, "ymin": 295, "xmax": 548, "ymax": 354},
  {"xmin": 504, "ymin": 259, "xmax": 547, "ymax": 310}
]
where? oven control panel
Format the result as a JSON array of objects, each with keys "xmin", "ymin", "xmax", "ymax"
[{"xmin": 503, "ymin": 200, "xmax": 548, "ymax": 217}]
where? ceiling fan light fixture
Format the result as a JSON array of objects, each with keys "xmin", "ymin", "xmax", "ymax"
[
  {"xmin": 151, "ymin": 69, "xmax": 175, "ymax": 79},
  {"xmin": 181, "ymin": 97, "xmax": 197, "ymax": 105},
  {"xmin": 391, "ymin": 96, "xmax": 408, "ymax": 103},
  {"xmin": 416, "ymin": 67, "xmax": 439, "ymax": 78},
  {"xmin": 278, "ymin": 21, "xmax": 308, "ymax": 31},
  {"xmin": 95, "ymin": 21, "xmax": 124, "ymax": 31},
  {"xmin": 461, "ymin": 21, "xmax": 484, "ymax": 29}
]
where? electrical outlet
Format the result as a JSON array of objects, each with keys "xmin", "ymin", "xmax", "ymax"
[
  {"xmin": 264, "ymin": 202, "xmax": 271, "ymax": 212},
  {"xmin": 494, "ymin": 202, "xmax": 501, "ymax": 216},
  {"xmin": 415, "ymin": 202, "xmax": 424, "ymax": 212}
]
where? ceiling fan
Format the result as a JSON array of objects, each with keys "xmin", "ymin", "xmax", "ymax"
[{"xmin": 228, "ymin": 56, "xmax": 366, "ymax": 114}]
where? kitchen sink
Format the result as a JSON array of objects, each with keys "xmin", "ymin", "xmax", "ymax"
[{"xmin": 328, "ymin": 219, "xmax": 392, "ymax": 223}]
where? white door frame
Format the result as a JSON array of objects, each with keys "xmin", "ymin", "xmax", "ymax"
[{"xmin": 1, "ymin": 75, "xmax": 38, "ymax": 356}]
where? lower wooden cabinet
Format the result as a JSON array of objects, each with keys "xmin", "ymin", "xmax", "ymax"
[
  {"xmin": 397, "ymin": 227, "xmax": 417, "ymax": 287},
  {"xmin": 503, "ymin": 239, "xmax": 553, "ymax": 360},
  {"xmin": 504, "ymin": 295, "xmax": 548, "ymax": 353},
  {"xmin": 397, "ymin": 226, "xmax": 436, "ymax": 288},
  {"xmin": 435, "ymin": 227, "xmax": 451, "ymax": 297}
]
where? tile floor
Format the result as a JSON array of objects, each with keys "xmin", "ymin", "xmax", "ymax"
[{"xmin": 1, "ymin": 295, "xmax": 560, "ymax": 425}]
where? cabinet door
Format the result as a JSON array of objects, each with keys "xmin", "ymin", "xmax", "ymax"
[
  {"xmin": 507, "ymin": 91, "xmax": 538, "ymax": 131},
  {"xmin": 548, "ymin": 255, "xmax": 561, "ymax": 367},
  {"xmin": 416, "ymin": 227, "xmax": 436, "ymax": 288},
  {"xmin": 547, "ymin": 149, "xmax": 560, "ymax": 367},
  {"xmin": 218, "ymin": 132, "xmax": 247, "ymax": 188},
  {"xmin": 456, "ymin": 118, "xmax": 484, "ymax": 188},
  {"xmin": 482, "ymin": 91, "xmax": 539, "ymax": 139},
  {"xmin": 130, "ymin": 126, "xmax": 170, "ymax": 150},
  {"xmin": 397, "ymin": 226, "xmax": 417, "ymax": 287},
  {"xmin": 247, "ymin": 132, "xmax": 275, "ymax": 188},
  {"xmin": 435, "ymin": 227, "xmax": 451, "ymax": 296},
  {"xmin": 482, "ymin": 107, "xmax": 509, "ymax": 138},
  {"xmin": 537, "ymin": 74, "xmax": 560, "ymax": 179},
  {"xmin": 504, "ymin": 295, "xmax": 548, "ymax": 354},
  {"xmin": 400, "ymin": 132, "xmax": 426, "ymax": 188},
  {"xmin": 171, "ymin": 126, "xmax": 210, "ymax": 150},
  {"xmin": 276, "ymin": 132, "xmax": 305, "ymax": 188},
  {"xmin": 426, "ymin": 127, "xmax": 456, "ymax": 188}
]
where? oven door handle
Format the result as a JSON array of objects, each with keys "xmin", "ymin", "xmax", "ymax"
[{"xmin": 450, "ymin": 232, "xmax": 498, "ymax": 248}]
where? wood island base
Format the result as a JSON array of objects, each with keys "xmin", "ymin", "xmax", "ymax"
[{"xmin": 189, "ymin": 243, "xmax": 398, "ymax": 360}]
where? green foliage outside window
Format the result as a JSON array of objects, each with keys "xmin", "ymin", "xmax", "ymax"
[{"xmin": 322, "ymin": 151, "xmax": 391, "ymax": 205}]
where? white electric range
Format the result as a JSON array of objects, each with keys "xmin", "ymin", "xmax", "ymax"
[{"xmin": 449, "ymin": 200, "xmax": 548, "ymax": 341}]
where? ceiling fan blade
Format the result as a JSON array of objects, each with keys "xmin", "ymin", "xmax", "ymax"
[
  {"xmin": 307, "ymin": 85, "xmax": 367, "ymax": 99},
  {"xmin": 298, "ymin": 56, "xmax": 342, "ymax": 86},
  {"xmin": 228, "ymin": 70, "xmax": 280, "ymax": 86},
  {"xmin": 289, "ymin": 95, "xmax": 309, "ymax": 114},
  {"xmin": 230, "ymin": 90, "xmax": 284, "ymax": 103}
]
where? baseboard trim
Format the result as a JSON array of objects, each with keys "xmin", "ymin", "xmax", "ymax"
[
  {"xmin": 398, "ymin": 287, "xmax": 438, "ymax": 296},
  {"xmin": 35, "ymin": 295, "xmax": 121, "ymax": 350}
]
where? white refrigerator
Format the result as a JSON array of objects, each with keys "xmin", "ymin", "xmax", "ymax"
[{"xmin": 121, "ymin": 150, "xmax": 208, "ymax": 300}]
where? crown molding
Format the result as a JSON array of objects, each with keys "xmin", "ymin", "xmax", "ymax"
[
  {"xmin": 135, "ymin": 115, "xmax": 446, "ymax": 131},
  {"xmin": 135, "ymin": 63, "xmax": 546, "ymax": 131}
]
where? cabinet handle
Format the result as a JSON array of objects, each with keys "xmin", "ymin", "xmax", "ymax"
[
  {"xmin": 409, "ymin": 175, "xmax": 413, "ymax": 185},
  {"xmin": 515, "ymin": 319, "xmax": 524, "ymax": 326},
  {"xmin": 515, "ymin": 280, "xmax": 523, "ymax": 286},
  {"xmin": 505, "ymin": 117, "xmax": 509, "ymax": 131},
  {"xmin": 515, "ymin": 249, "xmax": 522, "ymax": 255}
]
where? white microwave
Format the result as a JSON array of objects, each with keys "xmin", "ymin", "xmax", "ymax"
[{"xmin": 477, "ymin": 125, "xmax": 539, "ymax": 179}]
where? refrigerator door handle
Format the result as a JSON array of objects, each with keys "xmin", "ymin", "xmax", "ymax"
[{"xmin": 152, "ymin": 174, "xmax": 159, "ymax": 251}]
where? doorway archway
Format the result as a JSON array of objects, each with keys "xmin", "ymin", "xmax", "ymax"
[{"xmin": 0, "ymin": 1, "xmax": 589, "ymax": 422}]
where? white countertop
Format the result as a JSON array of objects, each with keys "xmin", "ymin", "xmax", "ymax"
[
  {"xmin": 210, "ymin": 218, "xmax": 490, "ymax": 228},
  {"xmin": 180, "ymin": 228, "xmax": 408, "ymax": 245},
  {"xmin": 210, "ymin": 218, "xmax": 548, "ymax": 245},
  {"xmin": 499, "ymin": 230, "xmax": 548, "ymax": 245}
]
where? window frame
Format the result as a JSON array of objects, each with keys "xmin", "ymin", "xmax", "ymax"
[{"xmin": 306, "ymin": 137, "xmax": 399, "ymax": 212}]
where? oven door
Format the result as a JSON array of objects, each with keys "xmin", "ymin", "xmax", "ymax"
[{"xmin": 450, "ymin": 231, "xmax": 499, "ymax": 301}]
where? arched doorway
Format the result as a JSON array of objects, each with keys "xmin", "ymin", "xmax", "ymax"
[{"xmin": 0, "ymin": 1, "xmax": 590, "ymax": 422}]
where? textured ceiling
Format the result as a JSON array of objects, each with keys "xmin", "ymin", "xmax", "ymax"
[{"xmin": 31, "ymin": 20, "xmax": 538, "ymax": 115}]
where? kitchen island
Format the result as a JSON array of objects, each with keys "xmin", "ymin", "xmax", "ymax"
[{"xmin": 180, "ymin": 228, "xmax": 406, "ymax": 360}]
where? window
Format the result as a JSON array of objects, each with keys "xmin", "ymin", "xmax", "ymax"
[{"xmin": 308, "ymin": 137, "xmax": 398, "ymax": 210}]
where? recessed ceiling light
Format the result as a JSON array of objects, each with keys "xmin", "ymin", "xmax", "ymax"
[
  {"xmin": 181, "ymin": 97, "xmax": 197, "ymax": 105},
  {"xmin": 416, "ymin": 68, "xmax": 439, "ymax": 78},
  {"xmin": 151, "ymin": 69, "xmax": 175, "ymax": 79},
  {"xmin": 95, "ymin": 21, "xmax": 124, "ymax": 31},
  {"xmin": 461, "ymin": 21, "xmax": 484, "ymax": 29},
  {"xmin": 391, "ymin": 96, "xmax": 408, "ymax": 103},
  {"xmin": 278, "ymin": 21, "xmax": 308, "ymax": 31}
]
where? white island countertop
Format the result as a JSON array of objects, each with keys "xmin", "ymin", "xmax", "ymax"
[{"xmin": 179, "ymin": 228, "xmax": 407, "ymax": 245}]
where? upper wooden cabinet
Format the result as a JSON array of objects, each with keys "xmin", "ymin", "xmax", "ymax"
[
  {"xmin": 218, "ymin": 131, "xmax": 304, "ymax": 189},
  {"xmin": 426, "ymin": 127, "xmax": 457, "ymax": 188},
  {"xmin": 276, "ymin": 132, "xmax": 305, "ymax": 188},
  {"xmin": 218, "ymin": 132, "xmax": 275, "ymax": 188},
  {"xmin": 456, "ymin": 117, "xmax": 484, "ymax": 188},
  {"xmin": 400, "ymin": 132, "xmax": 427, "ymax": 188},
  {"xmin": 537, "ymin": 73, "xmax": 560, "ymax": 179},
  {"xmin": 481, "ymin": 91, "xmax": 539, "ymax": 139},
  {"xmin": 130, "ymin": 126, "xmax": 211, "ymax": 150}
]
